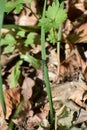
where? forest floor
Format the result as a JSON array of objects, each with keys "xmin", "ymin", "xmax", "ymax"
[{"xmin": 0, "ymin": 0, "xmax": 87, "ymax": 130}]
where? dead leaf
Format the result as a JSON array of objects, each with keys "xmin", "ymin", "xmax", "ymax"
[
  {"xmin": 17, "ymin": 0, "xmax": 38, "ymax": 26},
  {"xmin": 75, "ymin": 109, "xmax": 87, "ymax": 124},
  {"xmin": 22, "ymin": 77, "xmax": 35, "ymax": 100},
  {"xmin": 0, "ymin": 53, "xmax": 19, "ymax": 66},
  {"xmin": 75, "ymin": 23, "xmax": 87, "ymax": 43},
  {"xmin": 69, "ymin": 83, "xmax": 87, "ymax": 109},
  {"xmin": 0, "ymin": 87, "xmax": 21, "ymax": 120}
]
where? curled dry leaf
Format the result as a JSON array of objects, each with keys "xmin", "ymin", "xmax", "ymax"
[
  {"xmin": 0, "ymin": 87, "xmax": 21, "ymax": 120},
  {"xmin": 22, "ymin": 77, "xmax": 35, "ymax": 100},
  {"xmin": 69, "ymin": 83, "xmax": 87, "ymax": 109}
]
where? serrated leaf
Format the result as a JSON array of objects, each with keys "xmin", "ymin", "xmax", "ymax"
[
  {"xmin": 55, "ymin": 9, "xmax": 67, "ymax": 27},
  {"xmin": 17, "ymin": 30, "xmax": 25, "ymax": 37},
  {"xmin": 1, "ymin": 34, "xmax": 16, "ymax": 46},
  {"xmin": 20, "ymin": 54, "xmax": 41, "ymax": 68},
  {"xmin": 46, "ymin": 2, "xmax": 59, "ymax": 20},
  {"xmin": 11, "ymin": 60, "xmax": 23, "ymax": 88},
  {"xmin": 39, "ymin": 1, "xmax": 67, "ymax": 32},
  {"xmin": 24, "ymin": 33, "xmax": 35, "ymax": 46}
]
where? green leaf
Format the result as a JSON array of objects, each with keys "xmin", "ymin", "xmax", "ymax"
[
  {"xmin": 46, "ymin": 2, "xmax": 59, "ymax": 20},
  {"xmin": 11, "ymin": 60, "xmax": 23, "ymax": 88},
  {"xmin": 39, "ymin": 18, "xmax": 52, "ymax": 32},
  {"xmin": 24, "ymin": 33, "xmax": 35, "ymax": 47},
  {"xmin": 20, "ymin": 54, "xmax": 41, "ymax": 68},
  {"xmin": 5, "ymin": 0, "xmax": 24, "ymax": 13},
  {"xmin": 15, "ymin": 4, "xmax": 23, "ymax": 14},
  {"xmin": 39, "ymin": 1, "xmax": 67, "ymax": 32},
  {"xmin": 17, "ymin": 30, "xmax": 25, "ymax": 37},
  {"xmin": 1, "ymin": 34, "xmax": 16, "ymax": 46}
]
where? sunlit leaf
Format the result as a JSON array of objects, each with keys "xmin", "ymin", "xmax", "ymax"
[
  {"xmin": 39, "ymin": 1, "xmax": 67, "ymax": 32},
  {"xmin": 20, "ymin": 54, "xmax": 41, "ymax": 68}
]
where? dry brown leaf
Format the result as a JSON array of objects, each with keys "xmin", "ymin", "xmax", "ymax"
[
  {"xmin": 69, "ymin": 83, "xmax": 87, "ymax": 109},
  {"xmin": 22, "ymin": 77, "xmax": 35, "ymax": 100},
  {"xmin": 75, "ymin": 3, "xmax": 85, "ymax": 12},
  {"xmin": 0, "ymin": 87, "xmax": 21, "ymax": 120},
  {"xmin": 17, "ymin": 0, "xmax": 38, "ymax": 26},
  {"xmin": 75, "ymin": 23, "xmax": 87, "ymax": 43}
]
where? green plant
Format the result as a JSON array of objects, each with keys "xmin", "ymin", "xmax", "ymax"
[
  {"xmin": 39, "ymin": 0, "xmax": 67, "ymax": 76},
  {"xmin": 1, "ymin": 0, "xmax": 67, "ymax": 129},
  {"xmin": 1, "ymin": 31, "xmax": 41, "ymax": 88},
  {"xmin": 0, "ymin": 0, "xmax": 6, "ymax": 117},
  {"xmin": 40, "ymin": 0, "xmax": 54, "ymax": 128},
  {"xmin": 39, "ymin": 0, "xmax": 67, "ymax": 128}
]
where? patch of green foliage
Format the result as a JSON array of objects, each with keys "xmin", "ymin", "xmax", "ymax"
[
  {"xmin": 39, "ymin": 1, "xmax": 67, "ymax": 44},
  {"xmin": 1, "ymin": 31, "xmax": 41, "ymax": 88}
]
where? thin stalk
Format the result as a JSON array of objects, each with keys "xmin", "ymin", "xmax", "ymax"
[
  {"xmin": 41, "ymin": 0, "xmax": 54, "ymax": 127},
  {"xmin": 0, "ymin": 0, "xmax": 6, "ymax": 117},
  {"xmin": 57, "ymin": 25, "xmax": 62, "ymax": 75}
]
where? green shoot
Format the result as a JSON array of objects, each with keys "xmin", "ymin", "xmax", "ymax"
[
  {"xmin": 0, "ymin": 0, "xmax": 6, "ymax": 117},
  {"xmin": 41, "ymin": 0, "xmax": 54, "ymax": 128}
]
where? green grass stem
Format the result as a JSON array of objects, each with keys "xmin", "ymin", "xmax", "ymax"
[
  {"xmin": 41, "ymin": 0, "xmax": 54, "ymax": 128},
  {"xmin": 0, "ymin": 0, "xmax": 6, "ymax": 117}
]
